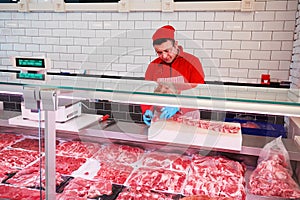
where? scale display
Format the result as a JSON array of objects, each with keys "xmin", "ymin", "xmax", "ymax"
[
  {"xmin": 15, "ymin": 57, "xmax": 45, "ymax": 68},
  {"xmin": 12, "ymin": 56, "xmax": 50, "ymax": 81},
  {"xmin": 16, "ymin": 72, "xmax": 45, "ymax": 80}
]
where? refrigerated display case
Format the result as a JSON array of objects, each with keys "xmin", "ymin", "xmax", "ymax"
[{"xmin": 0, "ymin": 77, "xmax": 300, "ymax": 200}]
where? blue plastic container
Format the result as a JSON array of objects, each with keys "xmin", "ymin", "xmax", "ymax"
[{"xmin": 225, "ymin": 118, "xmax": 287, "ymax": 138}]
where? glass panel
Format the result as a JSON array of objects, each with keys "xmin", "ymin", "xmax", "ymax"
[{"xmin": 0, "ymin": 79, "xmax": 300, "ymax": 106}]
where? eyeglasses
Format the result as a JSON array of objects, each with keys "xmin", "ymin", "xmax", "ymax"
[{"xmin": 155, "ymin": 46, "xmax": 175, "ymax": 56}]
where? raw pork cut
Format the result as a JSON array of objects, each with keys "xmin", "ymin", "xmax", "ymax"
[
  {"xmin": 93, "ymin": 143, "xmax": 144, "ymax": 164},
  {"xmin": 141, "ymin": 151, "xmax": 191, "ymax": 171},
  {"xmin": 155, "ymin": 115, "xmax": 241, "ymax": 134},
  {"xmin": 6, "ymin": 166, "xmax": 64, "ymax": 188},
  {"xmin": 181, "ymin": 195, "xmax": 235, "ymax": 200},
  {"xmin": 183, "ymin": 155, "xmax": 246, "ymax": 200},
  {"xmin": 148, "ymin": 118, "xmax": 242, "ymax": 151},
  {"xmin": 126, "ymin": 167, "xmax": 186, "ymax": 193},
  {"xmin": 11, "ymin": 137, "xmax": 60, "ymax": 152},
  {"xmin": 31, "ymin": 155, "xmax": 86, "ymax": 175},
  {"xmin": 249, "ymin": 154, "xmax": 300, "ymax": 198},
  {"xmin": 241, "ymin": 122, "xmax": 259, "ymax": 129},
  {"xmin": 0, "ymin": 133, "xmax": 23, "ymax": 150},
  {"xmin": 56, "ymin": 193, "xmax": 86, "ymax": 200},
  {"xmin": 94, "ymin": 161, "xmax": 134, "ymax": 184},
  {"xmin": 0, "ymin": 184, "xmax": 45, "ymax": 200},
  {"xmin": 0, "ymin": 165, "xmax": 18, "ymax": 182},
  {"xmin": 56, "ymin": 140, "xmax": 101, "ymax": 158},
  {"xmin": 117, "ymin": 186, "xmax": 176, "ymax": 200},
  {"xmin": 0, "ymin": 149, "xmax": 39, "ymax": 168},
  {"xmin": 58, "ymin": 177, "xmax": 112, "ymax": 199}
]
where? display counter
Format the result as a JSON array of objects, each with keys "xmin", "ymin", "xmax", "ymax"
[
  {"xmin": 0, "ymin": 111, "xmax": 300, "ymax": 200},
  {"xmin": 1, "ymin": 110, "xmax": 299, "ymax": 162},
  {"xmin": 0, "ymin": 79, "xmax": 300, "ymax": 199}
]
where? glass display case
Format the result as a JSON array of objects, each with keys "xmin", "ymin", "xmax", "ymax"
[{"xmin": 0, "ymin": 77, "xmax": 300, "ymax": 200}]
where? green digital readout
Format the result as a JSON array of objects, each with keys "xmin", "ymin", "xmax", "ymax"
[
  {"xmin": 17, "ymin": 72, "xmax": 45, "ymax": 80},
  {"xmin": 16, "ymin": 57, "xmax": 45, "ymax": 68}
]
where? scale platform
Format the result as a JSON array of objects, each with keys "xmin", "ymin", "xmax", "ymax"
[
  {"xmin": 21, "ymin": 99, "xmax": 82, "ymax": 123},
  {"xmin": 8, "ymin": 114, "xmax": 101, "ymax": 132}
]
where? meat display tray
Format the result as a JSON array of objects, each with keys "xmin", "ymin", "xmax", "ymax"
[
  {"xmin": 0, "ymin": 127, "xmax": 299, "ymax": 200},
  {"xmin": 225, "ymin": 118, "xmax": 287, "ymax": 138}
]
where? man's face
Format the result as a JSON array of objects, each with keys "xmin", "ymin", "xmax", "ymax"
[{"xmin": 154, "ymin": 40, "xmax": 178, "ymax": 63}]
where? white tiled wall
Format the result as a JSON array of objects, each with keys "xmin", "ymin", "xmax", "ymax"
[
  {"xmin": 0, "ymin": 0, "xmax": 298, "ymax": 84},
  {"xmin": 290, "ymin": 0, "xmax": 300, "ymax": 89}
]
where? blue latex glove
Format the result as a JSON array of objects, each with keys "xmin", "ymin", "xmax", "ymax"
[
  {"xmin": 160, "ymin": 107, "xmax": 179, "ymax": 119},
  {"xmin": 143, "ymin": 110, "xmax": 153, "ymax": 126}
]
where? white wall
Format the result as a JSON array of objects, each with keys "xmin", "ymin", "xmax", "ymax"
[
  {"xmin": 290, "ymin": 0, "xmax": 300, "ymax": 89},
  {"xmin": 0, "ymin": 0, "xmax": 298, "ymax": 84}
]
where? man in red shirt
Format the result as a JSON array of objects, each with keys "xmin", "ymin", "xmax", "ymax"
[{"xmin": 142, "ymin": 25, "xmax": 205, "ymax": 126}]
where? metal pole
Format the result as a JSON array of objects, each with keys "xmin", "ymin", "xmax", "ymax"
[
  {"xmin": 40, "ymin": 88, "xmax": 58, "ymax": 200},
  {"xmin": 44, "ymin": 110, "xmax": 56, "ymax": 200}
]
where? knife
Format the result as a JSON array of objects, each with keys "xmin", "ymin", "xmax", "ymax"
[
  {"xmin": 81, "ymin": 114, "xmax": 110, "ymax": 130},
  {"xmin": 102, "ymin": 119, "xmax": 117, "ymax": 130}
]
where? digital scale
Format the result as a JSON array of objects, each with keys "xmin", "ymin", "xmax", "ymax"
[
  {"xmin": 8, "ymin": 56, "xmax": 100, "ymax": 132},
  {"xmin": 21, "ymin": 99, "xmax": 82, "ymax": 123},
  {"xmin": 11, "ymin": 56, "xmax": 82, "ymax": 122}
]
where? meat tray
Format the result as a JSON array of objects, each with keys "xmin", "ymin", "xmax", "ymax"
[
  {"xmin": 225, "ymin": 118, "xmax": 286, "ymax": 138},
  {"xmin": 0, "ymin": 130, "xmax": 299, "ymax": 200}
]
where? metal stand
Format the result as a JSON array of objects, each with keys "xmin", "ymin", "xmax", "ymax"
[
  {"xmin": 23, "ymin": 87, "xmax": 57, "ymax": 200},
  {"xmin": 44, "ymin": 110, "xmax": 56, "ymax": 199}
]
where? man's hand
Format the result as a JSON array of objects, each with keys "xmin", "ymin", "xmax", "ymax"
[
  {"xmin": 143, "ymin": 110, "xmax": 153, "ymax": 126},
  {"xmin": 160, "ymin": 107, "xmax": 179, "ymax": 119}
]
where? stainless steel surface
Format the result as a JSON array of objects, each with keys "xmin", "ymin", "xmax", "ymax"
[{"xmin": 0, "ymin": 110, "xmax": 21, "ymax": 120}]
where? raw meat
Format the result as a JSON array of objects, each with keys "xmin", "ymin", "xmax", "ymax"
[
  {"xmin": 183, "ymin": 155, "xmax": 246, "ymax": 200},
  {"xmin": 6, "ymin": 166, "xmax": 64, "ymax": 188},
  {"xmin": 241, "ymin": 122, "xmax": 259, "ymax": 129},
  {"xmin": 58, "ymin": 177, "xmax": 112, "ymax": 199},
  {"xmin": 141, "ymin": 151, "xmax": 191, "ymax": 171},
  {"xmin": 117, "ymin": 186, "xmax": 176, "ymax": 200},
  {"xmin": 154, "ymin": 115, "xmax": 241, "ymax": 134},
  {"xmin": 0, "ymin": 133, "xmax": 23, "ymax": 150},
  {"xmin": 11, "ymin": 137, "xmax": 60, "ymax": 152},
  {"xmin": 56, "ymin": 193, "xmax": 86, "ymax": 200},
  {"xmin": 149, "ymin": 120, "xmax": 242, "ymax": 151},
  {"xmin": 0, "ymin": 184, "xmax": 45, "ymax": 200},
  {"xmin": 249, "ymin": 154, "xmax": 300, "ymax": 198},
  {"xmin": 93, "ymin": 143, "xmax": 144, "ymax": 164},
  {"xmin": 126, "ymin": 167, "xmax": 186, "ymax": 193},
  {"xmin": 181, "ymin": 195, "xmax": 234, "ymax": 200},
  {"xmin": 94, "ymin": 162, "xmax": 134, "ymax": 184},
  {"xmin": 55, "ymin": 156, "xmax": 86, "ymax": 175},
  {"xmin": 31, "ymin": 155, "xmax": 86, "ymax": 175},
  {"xmin": 56, "ymin": 140, "xmax": 101, "ymax": 158},
  {"xmin": 0, "ymin": 165, "xmax": 18, "ymax": 182},
  {"xmin": 0, "ymin": 149, "xmax": 39, "ymax": 168}
]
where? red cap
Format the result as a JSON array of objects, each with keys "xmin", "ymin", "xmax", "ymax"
[{"xmin": 152, "ymin": 25, "xmax": 175, "ymax": 41}]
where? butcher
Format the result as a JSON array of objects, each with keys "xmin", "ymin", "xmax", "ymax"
[{"xmin": 141, "ymin": 25, "xmax": 205, "ymax": 126}]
